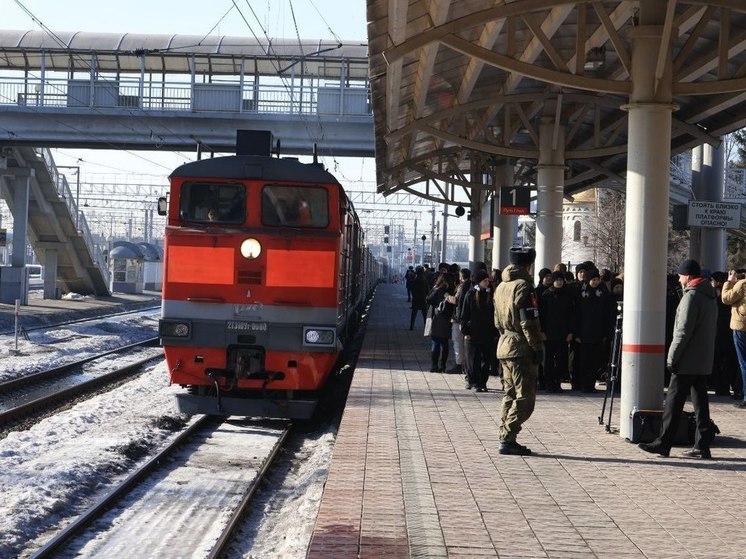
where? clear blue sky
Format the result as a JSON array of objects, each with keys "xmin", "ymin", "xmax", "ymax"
[{"xmin": 4, "ymin": 0, "xmax": 373, "ymax": 185}]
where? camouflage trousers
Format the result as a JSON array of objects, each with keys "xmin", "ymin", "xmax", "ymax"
[{"xmin": 498, "ymin": 356, "xmax": 538, "ymax": 442}]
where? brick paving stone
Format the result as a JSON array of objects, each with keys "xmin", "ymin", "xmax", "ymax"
[{"xmin": 308, "ymin": 285, "xmax": 746, "ymax": 558}]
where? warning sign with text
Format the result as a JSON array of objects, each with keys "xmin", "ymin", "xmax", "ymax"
[{"xmin": 687, "ymin": 201, "xmax": 741, "ymax": 229}]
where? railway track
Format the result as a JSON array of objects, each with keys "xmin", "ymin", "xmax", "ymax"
[
  {"xmin": 0, "ymin": 337, "xmax": 162, "ymax": 426},
  {"xmin": 30, "ymin": 417, "xmax": 291, "ymax": 558},
  {"xmin": 0, "ymin": 305, "xmax": 161, "ymax": 337}
]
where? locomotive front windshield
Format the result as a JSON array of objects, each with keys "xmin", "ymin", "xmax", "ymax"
[
  {"xmin": 179, "ymin": 182, "xmax": 246, "ymax": 224},
  {"xmin": 261, "ymin": 185, "xmax": 329, "ymax": 227}
]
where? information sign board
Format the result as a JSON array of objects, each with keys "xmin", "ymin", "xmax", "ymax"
[
  {"xmin": 499, "ymin": 186, "xmax": 530, "ymax": 215},
  {"xmin": 687, "ymin": 201, "xmax": 741, "ymax": 229}
]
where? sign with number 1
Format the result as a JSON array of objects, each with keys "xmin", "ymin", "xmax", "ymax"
[{"xmin": 499, "ymin": 187, "xmax": 530, "ymax": 215}]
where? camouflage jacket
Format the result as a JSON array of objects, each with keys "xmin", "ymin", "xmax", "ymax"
[{"xmin": 493, "ymin": 264, "xmax": 543, "ymax": 359}]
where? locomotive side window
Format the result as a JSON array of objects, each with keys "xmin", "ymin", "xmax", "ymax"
[
  {"xmin": 179, "ymin": 182, "xmax": 246, "ymax": 224},
  {"xmin": 261, "ymin": 185, "xmax": 329, "ymax": 227}
]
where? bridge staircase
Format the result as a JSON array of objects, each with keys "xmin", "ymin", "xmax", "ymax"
[{"xmin": 0, "ymin": 147, "xmax": 110, "ymax": 296}]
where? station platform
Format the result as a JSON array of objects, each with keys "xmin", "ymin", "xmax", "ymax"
[
  {"xmin": 0, "ymin": 290, "xmax": 161, "ymax": 333},
  {"xmin": 308, "ymin": 283, "xmax": 746, "ymax": 559}
]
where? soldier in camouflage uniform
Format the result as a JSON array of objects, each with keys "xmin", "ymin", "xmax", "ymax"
[{"xmin": 493, "ymin": 247, "xmax": 544, "ymax": 455}]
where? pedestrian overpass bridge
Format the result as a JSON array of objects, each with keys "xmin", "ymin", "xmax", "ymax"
[{"xmin": 0, "ymin": 31, "xmax": 373, "ymax": 156}]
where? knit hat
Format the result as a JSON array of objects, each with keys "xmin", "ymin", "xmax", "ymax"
[
  {"xmin": 677, "ymin": 259, "xmax": 701, "ymax": 277},
  {"xmin": 586, "ymin": 268, "xmax": 601, "ymax": 280},
  {"xmin": 711, "ymin": 271, "xmax": 727, "ymax": 283},
  {"xmin": 509, "ymin": 247, "xmax": 536, "ymax": 266},
  {"xmin": 551, "ymin": 271, "xmax": 566, "ymax": 282}
]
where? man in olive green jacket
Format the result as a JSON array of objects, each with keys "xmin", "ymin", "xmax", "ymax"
[
  {"xmin": 493, "ymin": 247, "xmax": 544, "ymax": 456},
  {"xmin": 639, "ymin": 259, "xmax": 717, "ymax": 459}
]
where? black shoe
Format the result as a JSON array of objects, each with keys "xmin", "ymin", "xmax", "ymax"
[
  {"xmin": 429, "ymin": 366, "xmax": 437, "ymax": 372},
  {"xmin": 499, "ymin": 440, "xmax": 532, "ymax": 456},
  {"xmin": 465, "ymin": 382, "xmax": 475, "ymax": 390},
  {"xmin": 638, "ymin": 442, "xmax": 670, "ymax": 457},
  {"xmin": 735, "ymin": 400, "xmax": 746, "ymax": 408},
  {"xmin": 476, "ymin": 387, "xmax": 487, "ymax": 392},
  {"xmin": 446, "ymin": 365, "xmax": 462, "ymax": 374},
  {"xmin": 681, "ymin": 448, "xmax": 712, "ymax": 459}
]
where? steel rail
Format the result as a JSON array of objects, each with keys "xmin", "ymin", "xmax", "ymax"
[
  {"xmin": 0, "ymin": 305, "xmax": 161, "ymax": 336},
  {"xmin": 207, "ymin": 426, "xmax": 292, "ymax": 559},
  {"xmin": 0, "ymin": 348, "xmax": 162, "ymax": 425},
  {"xmin": 0, "ymin": 336, "xmax": 159, "ymax": 393},
  {"xmin": 29, "ymin": 415, "xmax": 217, "ymax": 559}
]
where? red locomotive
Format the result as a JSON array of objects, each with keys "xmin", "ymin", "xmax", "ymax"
[{"xmin": 158, "ymin": 135, "xmax": 380, "ymax": 418}]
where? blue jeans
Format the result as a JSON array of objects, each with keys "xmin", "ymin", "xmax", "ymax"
[{"xmin": 733, "ymin": 330, "xmax": 746, "ymax": 402}]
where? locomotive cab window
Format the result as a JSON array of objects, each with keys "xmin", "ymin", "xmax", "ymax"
[
  {"xmin": 261, "ymin": 185, "xmax": 328, "ymax": 227},
  {"xmin": 179, "ymin": 182, "xmax": 246, "ymax": 224}
]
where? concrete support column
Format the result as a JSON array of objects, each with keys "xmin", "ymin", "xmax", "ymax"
[
  {"xmin": 468, "ymin": 190, "xmax": 484, "ymax": 269},
  {"xmin": 11, "ymin": 176, "xmax": 30, "ymax": 268},
  {"xmin": 468, "ymin": 163, "xmax": 485, "ymax": 269},
  {"xmin": 700, "ymin": 142, "xmax": 726, "ymax": 273},
  {"xmin": 535, "ymin": 119, "xmax": 565, "ymax": 277},
  {"xmin": 492, "ymin": 163, "xmax": 516, "ymax": 269},
  {"xmin": 689, "ymin": 145, "xmax": 703, "ymax": 261},
  {"xmin": 619, "ymin": 14, "xmax": 676, "ymax": 439},
  {"xmin": 43, "ymin": 249, "xmax": 59, "ymax": 299}
]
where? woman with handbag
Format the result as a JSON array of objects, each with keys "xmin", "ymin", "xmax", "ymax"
[{"xmin": 425, "ymin": 272, "xmax": 456, "ymax": 372}]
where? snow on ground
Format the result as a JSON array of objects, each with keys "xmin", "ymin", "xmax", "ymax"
[
  {"xmin": 0, "ymin": 311, "xmax": 160, "ymax": 382},
  {"xmin": 0, "ymin": 312, "xmax": 338, "ymax": 559},
  {"xmin": 229, "ymin": 430, "xmax": 337, "ymax": 559},
  {"xmin": 0, "ymin": 362, "xmax": 188, "ymax": 559}
]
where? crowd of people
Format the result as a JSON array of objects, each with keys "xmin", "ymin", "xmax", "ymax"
[
  {"xmin": 404, "ymin": 258, "xmax": 626, "ymax": 396},
  {"xmin": 404, "ymin": 259, "xmax": 745, "ymax": 399}
]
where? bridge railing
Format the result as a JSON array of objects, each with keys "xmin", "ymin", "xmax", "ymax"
[
  {"xmin": 0, "ymin": 76, "xmax": 371, "ymax": 116},
  {"xmin": 37, "ymin": 148, "xmax": 111, "ymax": 286}
]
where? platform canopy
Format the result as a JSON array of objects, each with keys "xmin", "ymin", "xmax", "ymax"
[
  {"xmin": 0, "ymin": 30, "xmax": 369, "ymax": 79},
  {"xmin": 367, "ymin": 0, "xmax": 746, "ymax": 204}
]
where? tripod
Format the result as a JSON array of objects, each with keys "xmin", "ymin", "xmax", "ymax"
[{"xmin": 598, "ymin": 302, "xmax": 623, "ymax": 432}]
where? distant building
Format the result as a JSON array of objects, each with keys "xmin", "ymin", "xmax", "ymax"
[{"xmin": 562, "ymin": 189, "xmax": 598, "ymax": 270}]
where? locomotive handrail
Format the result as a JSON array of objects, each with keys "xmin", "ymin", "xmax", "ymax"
[{"xmin": 186, "ymin": 297, "xmax": 226, "ymax": 303}]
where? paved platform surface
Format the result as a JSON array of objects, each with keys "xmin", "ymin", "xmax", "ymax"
[
  {"xmin": 308, "ymin": 283, "xmax": 746, "ymax": 559},
  {"xmin": 0, "ymin": 290, "xmax": 161, "ymax": 332}
]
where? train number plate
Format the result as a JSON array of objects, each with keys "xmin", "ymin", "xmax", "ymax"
[{"xmin": 227, "ymin": 321, "xmax": 268, "ymax": 332}]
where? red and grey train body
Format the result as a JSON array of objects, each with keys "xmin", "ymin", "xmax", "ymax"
[{"xmin": 159, "ymin": 154, "xmax": 376, "ymax": 418}]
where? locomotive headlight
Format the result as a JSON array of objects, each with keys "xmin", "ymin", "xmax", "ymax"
[
  {"xmin": 303, "ymin": 327, "xmax": 336, "ymax": 347},
  {"xmin": 240, "ymin": 238, "xmax": 262, "ymax": 259}
]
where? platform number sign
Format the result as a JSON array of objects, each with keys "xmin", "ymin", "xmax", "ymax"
[{"xmin": 499, "ymin": 187, "xmax": 530, "ymax": 215}]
